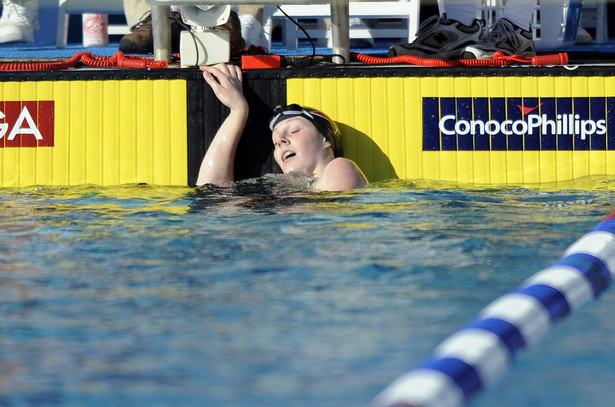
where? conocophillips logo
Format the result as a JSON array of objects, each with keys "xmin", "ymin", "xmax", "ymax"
[
  {"xmin": 423, "ymin": 97, "xmax": 614, "ymax": 151},
  {"xmin": 0, "ymin": 101, "xmax": 54, "ymax": 147}
]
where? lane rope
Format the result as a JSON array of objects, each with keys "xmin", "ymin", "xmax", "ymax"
[{"xmin": 371, "ymin": 211, "xmax": 615, "ymax": 407}]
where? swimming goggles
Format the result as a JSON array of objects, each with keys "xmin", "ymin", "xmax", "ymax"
[{"xmin": 268, "ymin": 104, "xmax": 328, "ymax": 131}]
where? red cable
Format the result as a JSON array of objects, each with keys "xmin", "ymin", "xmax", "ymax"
[
  {"xmin": 0, "ymin": 51, "xmax": 168, "ymax": 72},
  {"xmin": 0, "ymin": 49, "xmax": 568, "ymax": 71},
  {"xmin": 351, "ymin": 51, "xmax": 568, "ymax": 67}
]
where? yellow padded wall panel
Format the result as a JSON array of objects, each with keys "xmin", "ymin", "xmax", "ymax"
[
  {"xmin": 286, "ymin": 75, "xmax": 615, "ymax": 188},
  {"xmin": 554, "ymin": 77, "xmax": 574, "ymax": 182},
  {"xmin": 102, "ymin": 80, "xmax": 122, "ymax": 184},
  {"xmin": 53, "ymin": 81, "xmax": 71, "ymax": 186},
  {"xmin": 0, "ymin": 79, "xmax": 187, "ymax": 187}
]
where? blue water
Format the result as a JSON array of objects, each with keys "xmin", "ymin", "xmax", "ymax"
[{"xmin": 1, "ymin": 180, "xmax": 615, "ymax": 407}]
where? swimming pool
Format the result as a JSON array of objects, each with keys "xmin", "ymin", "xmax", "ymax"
[{"xmin": 1, "ymin": 179, "xmax": 614, "ymax": 407}]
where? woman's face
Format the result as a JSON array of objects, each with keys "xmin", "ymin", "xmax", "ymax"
[{"xmin": 272, "ymin": 116, "xmax": 329, "ymax": 175}]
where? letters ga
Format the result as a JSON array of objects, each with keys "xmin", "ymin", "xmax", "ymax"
[{"xmin": 0, "ymin": 101, "xmax": 54, "ymax": 148}]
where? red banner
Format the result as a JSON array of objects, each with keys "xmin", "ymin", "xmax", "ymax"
[{"xmin": 0, "ymin": 101, "xmax": 54, "ymax": 148}]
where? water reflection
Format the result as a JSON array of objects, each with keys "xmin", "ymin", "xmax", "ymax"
[{"xmin": 0, "ymin": 181, "xmax": 613, "ymax": 407}]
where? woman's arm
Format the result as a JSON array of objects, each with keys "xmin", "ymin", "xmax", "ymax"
[{"xmin": 196, "ymin": 63, "xmax": 249, "ymax": 187}]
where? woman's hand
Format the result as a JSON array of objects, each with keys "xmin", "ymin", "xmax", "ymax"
[
  {"xmin": 200, "ymin": 63, "xmax": 247, "ymax": 113},
  {"xmin": 196, "ymin": 63, "xmax": 249, "ymax": 186}
]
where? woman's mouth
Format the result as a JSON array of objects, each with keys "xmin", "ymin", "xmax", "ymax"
[{"xmin": 282, "ymin": 151, "xmax": 296, "ymax": 162}]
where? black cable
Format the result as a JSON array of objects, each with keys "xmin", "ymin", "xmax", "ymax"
[
  {"xmin": 175, "ymin": 18, "xmax": 200, "ymax": 66},
  {"xmin": 276, "ymin": 6, "xmax": 316, "ymax": 65}
]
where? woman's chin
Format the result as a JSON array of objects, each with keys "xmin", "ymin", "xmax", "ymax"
[
  {"xmin": 282, "ymin": 163, "xmax": 299, "ymax": 174},
  {"xmin": 281, "ymin": 160, "xmax": 314, "ymax": 176}
]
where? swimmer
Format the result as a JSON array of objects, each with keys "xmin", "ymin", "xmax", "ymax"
[{"xmin": 196, "ymin": 63, "xmax": 367, "ymax": 191}]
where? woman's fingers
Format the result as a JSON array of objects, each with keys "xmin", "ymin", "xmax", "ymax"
[
  {"xmin": 201, "ymin": 63, "xmax": 242, "ymax": 82},
  {"xmin": 230, "ymin": 64, "xmax": 242, "ymax": 82},
  {"xmin": 202, "ymin": 70, "xmax": 221, "ymax": 93},
  {"xmin": 217, "ymin": 62, "xmax": 232, "ymax": 75},
  {"xmin": 200, "ymin": 63, "xmax": 246, "ymax": 110},
  {"xmin": 201, "ymin": 64, "xmax": 241, "ymax": 88}
]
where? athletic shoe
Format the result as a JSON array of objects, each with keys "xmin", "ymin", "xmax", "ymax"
[
  {"xmin": 575, "ymin": 27, "xmax": 592, "ymax": 44},
  {"xmin": 239, "ymin": 13, "xmax": 265, "ymax": 47},
  {"xmin": 463, "ymin": 18, "xmax": 535, "ymax": 59},
  {"xmin": 388, "ymin": 14, "xmax": 483, "ymax": 59},
  {"xmin": 120, "ymin": 12, "xmax": 184, "ymax": 54},
  {"xmin": 0, "ymin": 0, "xmax": 39, "ymax": 44}
]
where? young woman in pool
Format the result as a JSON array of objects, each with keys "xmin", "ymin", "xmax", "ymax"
[{"xmin": 196, "ymin": 63, "xmax": 367, "ymax": 191}]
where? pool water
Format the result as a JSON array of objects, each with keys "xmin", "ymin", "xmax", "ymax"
[{"xmin": 1, "ymin": 179, "xmax": 615, "ymax": 407}]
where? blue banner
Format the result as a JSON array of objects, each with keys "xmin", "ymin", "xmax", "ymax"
[{"xmin": 423, "ymin": 97, "xmax": 615, "ymax": 151}]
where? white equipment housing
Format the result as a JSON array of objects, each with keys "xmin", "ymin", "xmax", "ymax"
[{"xmin": 178, "ymin": 5, "xmax": 231, "ymax": 67}]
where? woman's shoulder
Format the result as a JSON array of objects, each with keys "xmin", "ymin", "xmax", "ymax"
[{"xmin": 314, "ymin": 158, "xmax": 367, "ymax": 191}]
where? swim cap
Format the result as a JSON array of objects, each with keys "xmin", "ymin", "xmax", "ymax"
[{"xmin": 269, "ymin": 104, "xmax": 343, "ymax": 157}]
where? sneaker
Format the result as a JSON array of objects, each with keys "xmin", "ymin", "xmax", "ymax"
[
  {"xmin": 120, "ymin": 11, "xmax": 185, "ymax": 54},
  {"xmin": 463, "ymin": 18, "xmax": 535, "ymax": 59},
  {"xmin": 0, "ymin": 0, "xmax": 39, "ymax": 44},
  {"xmin": 388, "ymin": 14, "xmax": 483, "ymax": 59},
  {"xmin": 575, "ymin": 27, "xmax": 592, "ymax": 44},
  {"xmin": 239, "ymin": 13, "xmax": 264, "ymax": 47}
]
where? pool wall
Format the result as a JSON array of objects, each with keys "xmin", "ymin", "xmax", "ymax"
[{"xmin": 2, "ymin": 64, "xmax": 615, "ymax": 187}]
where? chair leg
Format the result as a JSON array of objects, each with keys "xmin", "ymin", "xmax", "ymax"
[
  {"xmin": 284, "ymin": 19, "xmax": 298, "ymax": 50},
  {"xmin": 262, "ymin": 6, "xmax": 275, "ymax": 50},
  {"xmin": 407, "ymin": 0, "xmax": 420, "ymax": 42},
  {"xmin": 56, "ymin": 0, "xmax": 69, "ymax": 48}
]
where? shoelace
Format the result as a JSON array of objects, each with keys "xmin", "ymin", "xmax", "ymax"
[
  {"xmin": 131, "ymin": 15, "xmax": 153, "ymax": 32},
  {"xmin": 415, "ymin": 15, "xmax": 443, "ymax": 36},
  {"xmin": 482, "ymin": 18, "xmax": 521, "ymax": 47},
  {"xmin": 415, "ymin": 14, "xmax": 483, "ymax": 36}
]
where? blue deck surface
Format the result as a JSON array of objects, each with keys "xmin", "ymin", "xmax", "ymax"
[
  {"xmin": 0, "ymin": 40, "xmax": 391, "ymax": 60},
  {"xmin": 3, "ymin": 37, "xmax": 614, "ymax": 65}
]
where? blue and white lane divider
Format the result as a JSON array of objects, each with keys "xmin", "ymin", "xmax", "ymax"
[{"xmin": 371, "ymin": 212, "xmax": 615, "ymax": 407}]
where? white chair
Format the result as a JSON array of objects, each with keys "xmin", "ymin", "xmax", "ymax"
[
  {"xmin": 262, "ymin": 1, "xmax": 420, "ymax": 50},
  {"xmin": 56, "ymin": 0, "xmax": 130, "ymax": 48}
]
